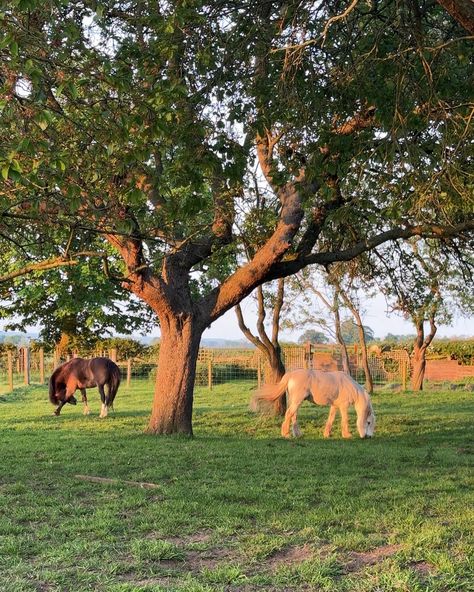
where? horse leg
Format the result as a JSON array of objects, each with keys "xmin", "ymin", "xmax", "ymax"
[
  {"xmin": 340, "ymin": 405, "xmax": 352, "ymax": 439},
  {"xmin": 81, "ymin": 388, "xmax": 90, "ymax": 415},
  {"xmin": 281, "ymin": 403, "xmax": 300, "ymax": 438},
  {"xmin": 54, "ymin": 400, "xmax": 66, "ymax": 416},
  {"xmin": 291, "ymin": 411, "xmax": 302, "ymax": 438},
  {"xmin": 98, "ymin": 384, "xmax": 108, "ymax": 418},
  {"xmin": 323, "ymin": 405, "xmax": 337, "ymax": 438}
]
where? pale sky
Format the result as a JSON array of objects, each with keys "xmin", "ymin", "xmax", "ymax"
[{"xmin": 199, "ymin": 293, "xmax": 474, "ymax": 342}]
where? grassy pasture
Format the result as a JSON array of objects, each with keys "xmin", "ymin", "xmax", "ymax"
[{"xmin": 0, "ymin": 381, "xmax": 472, "ymax": 592}]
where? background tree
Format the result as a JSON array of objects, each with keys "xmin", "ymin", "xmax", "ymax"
[
  {"xmin": 298, "ymin": 329, "xmax": 329, "ymax": 345},
  {"xmin": 1, "ymin": 1, "xmax": 473, "ymax": 434},
  {"xmin": 235, "ymin": 279, "xmax": 287, "ymax": 415},
  {"xmin": 0, "ymin": 237, "xmax": 154, "ymax": 355},
  {"xmin": 374, "ymin": 239, "xmax": 473, "ymax": 390}
]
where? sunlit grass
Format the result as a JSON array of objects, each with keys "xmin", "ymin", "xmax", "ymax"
[{"xmin": 0, "ymin": 380, "xmax": 472, "ymax": 591}]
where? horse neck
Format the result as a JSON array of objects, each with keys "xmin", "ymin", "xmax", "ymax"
[{"xmin": 355, "ymin": 388, "xmax": 369, "ymax": 413}]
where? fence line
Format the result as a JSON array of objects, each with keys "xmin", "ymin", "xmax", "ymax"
[{"xmin": 0, "ymin": 343, "xmax": 417, "ymax": 395}]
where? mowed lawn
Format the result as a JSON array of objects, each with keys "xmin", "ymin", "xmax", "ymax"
[{"xmin": 0, "ymin": 381, "xmax": 472, "ymax": 592}]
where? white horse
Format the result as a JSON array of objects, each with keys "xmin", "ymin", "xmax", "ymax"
[{"xmin": 251, "ymin": 369, "xmax": 376, "ymax": 439}]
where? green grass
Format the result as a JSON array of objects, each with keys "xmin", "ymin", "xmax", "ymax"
[{"xmin": 0, "ymin": 381, "xmax": 472, "ymax": 591}]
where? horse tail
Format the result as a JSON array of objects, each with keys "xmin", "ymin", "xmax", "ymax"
[
  {"xmin": 107, "ymin": 363, "xmax": 121, "ymax": 408},
  {"xmin": 49, "ymin": 370, "xmax": 59, "ymax": 405},
  {"xmin": 250, "ymin": 373, "xmax": 290, "ymax": 413}
]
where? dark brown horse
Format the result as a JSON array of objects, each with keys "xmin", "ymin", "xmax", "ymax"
[{"xmin": 49, "ymin": 357, "xmax": 121, "ymax": 418}]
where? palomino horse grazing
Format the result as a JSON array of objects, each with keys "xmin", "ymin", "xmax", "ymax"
[
  {"xmin": 49, "ymin": 357, "xmax": 121, "ymax": 418},
  {"xmin": 251, "ymin": 369, "xmax": 375, "ymax": 439}
]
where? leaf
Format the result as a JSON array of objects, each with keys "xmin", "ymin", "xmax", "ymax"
[
  {"xmin": 1, "ymin": 165, "xmax": 9, "ymax": 180},
  {"xmin": 9, "ymin": 41, "xmax": 18, "ymax": 57}
]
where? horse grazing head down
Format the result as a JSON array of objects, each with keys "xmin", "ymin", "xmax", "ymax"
[{"xmin": 357, "ymin": 399, "xmax": 376, "ymax": 439}]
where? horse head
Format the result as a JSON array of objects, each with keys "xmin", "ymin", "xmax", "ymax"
[{"xmin": 357, "ymin": 398, "xmax": 376, "ymax": 438}]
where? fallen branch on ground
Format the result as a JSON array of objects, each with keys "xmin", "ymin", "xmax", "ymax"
[{"xmin": 75, "ymin": 474, "xmax": 161, "ymax": 489}]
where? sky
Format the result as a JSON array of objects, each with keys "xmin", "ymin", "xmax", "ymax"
[{"xmin": 200, "ymin": 293, "xmax": 474, "ymax": 342}]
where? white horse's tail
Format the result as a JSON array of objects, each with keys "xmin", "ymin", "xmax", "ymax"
[{"xmin": 250, "ymin": 373, "xmax": 290, "ymax": 413}]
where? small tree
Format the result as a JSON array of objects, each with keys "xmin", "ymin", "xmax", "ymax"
[
  {"xmin": 235, "ymin": 280, "xmax": 287, "ymax": 415},
  {"xmin": 374, "ymin": 239, "xmax": 471, "ymax": 390}
]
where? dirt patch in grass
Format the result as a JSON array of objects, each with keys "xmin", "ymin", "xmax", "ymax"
[
  {"xmin": 166, "ymin": 530, "xmax": 214, "ymax": 546},
  {"xmin": 265, "ymin": 544, "xmax": 314, "ymax": 569},
  {"xmin": 408, "ymin": 560, "xmax": 437, "ymax": 576},
  {"xmin": 185, "ymin": 545, "xmax": 238, "ymax": 571},
  {"xmin": 345, "ymin": 543, "xmax": 402, "ymax": 572}
]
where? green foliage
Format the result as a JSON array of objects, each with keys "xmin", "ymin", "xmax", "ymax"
[
  {"xmin": 340, "ymin": 319, "xmax": 375, "ymax": 344},
  {"xmin": 99, "ymin": 337, "xmax": 147, "ymax": 360},
  {"xmin": 298, "ymin": 329, "xmax": 329, "ymax": 344},
  {"xmin": 429, "ymin": 340, "xmax": 474, "ymax": 365}
]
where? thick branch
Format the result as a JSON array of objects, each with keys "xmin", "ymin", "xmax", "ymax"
[
  {"xmin": 267, "ymin": 221, "xmax": 474, "ymax": 281},
  {"xmin": 271, "ymin": 278, "xmax": 285, "ymax": 345},
  {"xmin": 436, "ymin": 0, "xmax": 474, "ymax": 34},
  {"xmin": 202, "ymin": 181, "xmax": 304, "ymax": 322},
  {"xmin": 0, "ymin": 251, "xmax": 105, "ymax": 283}
]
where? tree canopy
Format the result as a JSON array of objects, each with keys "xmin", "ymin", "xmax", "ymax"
[{"xmin": 1, "ymin": 1, "xmax": 473, "ymax": 433}]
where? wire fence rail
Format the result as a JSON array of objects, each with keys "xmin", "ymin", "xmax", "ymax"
[{"xmin": 0, "ymin": 344, "xmax": 414, "ymax": 395}]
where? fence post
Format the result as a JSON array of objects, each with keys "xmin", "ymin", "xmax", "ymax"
[
  {"xmin": 207, "ymin": 356, "xmax": 213, "ymax": 390},
  {"xmin": 7, "ymin": 350, "xmax": 13, "ymax": 392},
  {"xmin": 257, "ymin": 354, "xmax": 262, "ymax": 389},
  {"xmin": 127, "ymin": 358, "xmax": 132, "ymax": 388},
  {"xmin": 23, "ymin": 347, "xmax": 30, "ymax": 386},
  {"xmin": 401, "ymin": 359, "xmax": 408, "ymax": 391},
  {"xmin": 110, "ymin": 348, "xmax": 117, "ymax": 362},
  {"xmin": 39, "ymin": 348, "xmax": 45, "ymax": 384}
]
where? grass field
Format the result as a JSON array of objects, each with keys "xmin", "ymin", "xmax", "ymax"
[{"xmin": 0, "ymin": 381, "xmax": 472, "ymax": 592}]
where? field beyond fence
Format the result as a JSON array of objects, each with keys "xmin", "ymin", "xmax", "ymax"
[{"xmin": 1, "ymin": 343, "xmax": 473, "ymax": 395}]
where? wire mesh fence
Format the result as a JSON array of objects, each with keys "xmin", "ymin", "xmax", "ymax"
[{"xmin": 0, "ymin": 343, "xmax": 414, "ymax": 394}]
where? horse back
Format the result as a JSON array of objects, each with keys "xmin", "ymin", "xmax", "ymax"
[{"xmin": 308, "ymin": 370, "xmax": 362, "ymax": 406}]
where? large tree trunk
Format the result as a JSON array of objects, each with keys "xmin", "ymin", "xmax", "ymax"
[
  {"xmin": 411, "ymin": 318, "xmax": 437, "ymax": 391},
  {"xmin": 264, "ymin": 344, "xmax": 287, "ymax": 415},
  {"xmin": 146, "ymin": 315, "xmax": 203, "ymax": 435},
  {"xmin": 411, "ymin": 348, "xmax": 427, "ymax": 391}
]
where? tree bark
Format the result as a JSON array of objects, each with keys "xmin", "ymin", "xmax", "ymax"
[
  {"xmin": 333, "ymin": 290, "xmax": 351, "ymax": 374},
  {"xmin": 436, "ymin": 0, "xmax": 474, "ymax": 34},
  {"xmin": 146, "ymin": 313, "xmax": 202, "ymax": 435},
  {"xmin": 411, "ymin": 318, "xmax": 437, "ymax": 391},
  {"xmin": 235, "ymin": 280, "xmax": 287, "ymax": 416}
]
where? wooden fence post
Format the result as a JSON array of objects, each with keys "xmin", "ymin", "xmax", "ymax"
[
  {"xmin": 7, "ymin": 350, "xmax": 13, "ymax": 392},
  {"xmin": 401, "ymin": 359, "xmax": 408, "ymax": 391},
  {"xmin": 208, "ymin": 356, "xmax": 213, "ymax": 390},
  {"xmin": 109, "ymin": 348, "xmax": 117, "ymax": 362},
  {"xmin": 39, "ymin": 348, "xmax": 45, "ymax": 384},
  {"xmin": 23, "ymin": 347, "xmax": 30, "ymax": 386},
  {"xmin": 257, "ymin": 355, "xmax": 262, "ymax": 389},
  {"xmin": 127, "ymin": 358, "xmax": 132, "ymax": 388}
]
